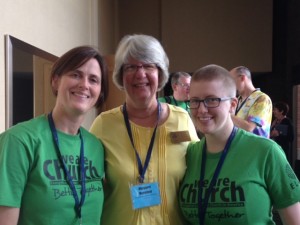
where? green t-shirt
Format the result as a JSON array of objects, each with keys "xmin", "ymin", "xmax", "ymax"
[
  {"xmin": 158, "ymin": 96, "xmax": 189, "ymax": 112},
  {"xmin": 0, "ymin": 115, "xmax": 105, "ymax": 225},
  {"xmin": 179, "ymin": 129, "xmax": 300, "ymax": 225}
]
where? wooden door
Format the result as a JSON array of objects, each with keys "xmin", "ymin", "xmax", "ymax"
[{"xmin": 33, "ymin": 55, "xmax": 56, "ymax": 117}]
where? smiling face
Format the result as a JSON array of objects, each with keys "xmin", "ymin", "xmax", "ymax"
[
  {"xmin": 52, "ymin": 58, "xmax": 101, "ymax": 116},
  {"xmin": 122, "ymin": 58, "xmax": 159, "ymax": 107},
  {"xmin": 190, "ymin": 79, "xmax": 236, "ymax": 136}
]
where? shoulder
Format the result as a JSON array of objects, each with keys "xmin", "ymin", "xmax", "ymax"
[
  {"xmin": 1, "ymin": 115, "xmax": 48, "ymax": 138},
  {"xmin": 0, "ymin": 115, "xmax": 51, "ymax": 151},
  {"xmin": 90, "ymin": 106, "xmax": 123, "ymax": 136},
  {"xmin": 282, "ymin": 117, "xmax": 293, "ymax": 124},
  {"xmin": 80, "ymin": 128, "xmax": 104, "ymax": 151},
  {"xmin": 166, "ymin": 104, "xmax": 190, "ymax": 121},
  {"xmin": 235, "ymin": 129, "xmax": 280, "ymax": 152},
  {"xmin": 187, "ymin": 140, "xmax": 202, "ymax": 151},
  {"xmin": 168, "ymin": 104, "xmax": 188, "ymax": 115},
  {"xmin": 158, "ymin": 96, "xmax": 167, "ymax": 103},
  {"xmin": 159, "ymin": 96, "xmax": 173, "ymax": 104},
  {"xmin": 81, "ymin": 127, "xmax": 100, "ymax": 141},
  {"xmin": 254, "ymin": 91, "xmax": 272, "ymax": 102},
  {"xmin": 92, "ymin": 106, "xmax": 122, "ymax": 123},
  {"xmin": 186, "ymin": 140, "xmax": 203, "ymax": 159}
]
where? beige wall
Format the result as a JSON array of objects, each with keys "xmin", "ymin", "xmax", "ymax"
[
  {"xmin": 0, "ymin": 0, "xmax": 99, "ymax": 132},
  {"xmin": 100, "ymin": 0, "xmax": 273, "ymax": 112},
  {"xmin": 0, "ymin": 0, "xmax": 274, "ymax": 132},
  {"xmin": 161, "ymin": 0, "xmax": 273, "ymax": 72},
  {"xmin": 117, "ymin": 0, "xmax": 273, "ymax": 73}
]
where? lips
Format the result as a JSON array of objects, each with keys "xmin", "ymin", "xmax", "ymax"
[
  {"xmin": 134, "ymin": 83, "xmax": 149, "ymax": 87},
  {"xmin": 72, "ymin": 91, "xmax": 90, "ymax": 98},
  {"xmin": 199, "ymin": 116, "xmax": 212, "ymax": 121}
]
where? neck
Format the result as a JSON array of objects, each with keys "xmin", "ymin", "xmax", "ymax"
[
  {"xmin": 241, "ymin": 87, "xmax": 256, "ymax": 101},
  {"xmin": 51, "ymin": 107, "xmax": 83, "ymax": 135},
  {"xmin": 125, "ymin": 100, "xmax": 159, "ymax": 127},
  {"xmin": 173, "ymin": 93, "xmax": 185, "ymax": 101},
  {"xmin": 205, "ymin": 123, "xmax": 234, "ymax": 153}
]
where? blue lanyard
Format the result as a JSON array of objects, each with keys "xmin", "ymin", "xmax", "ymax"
[
  {"xmin": 48, "ymin": 112, "xmax": 86, "ymax": 219},
  {"xmin": 122, "ymin": 101, "xmax": 161, "ymax": 183},
  {"xmin": 198, "ymin": 126, "xmax": 237, "ymax": 225}
]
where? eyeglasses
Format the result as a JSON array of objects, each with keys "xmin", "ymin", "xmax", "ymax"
[
  {"xmin": 188, "ymin": 97, "xmax": 233, "ymax": 109},
  {"xmin": 177, "ymin": 82, "xmax": 190, "ymax": 88},
  {"xmin": 123, "ymin": 63, "xmax": 158, "ymax": 74}
]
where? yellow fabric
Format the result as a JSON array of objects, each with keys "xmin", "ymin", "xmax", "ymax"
[{"xmin": 90, "ymin": 105, "xmax": 199, "ymax": 225}]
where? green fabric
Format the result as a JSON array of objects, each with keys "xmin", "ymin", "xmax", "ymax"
[
  {"xmin": 158, "ymin": 96, "xmax": 189, "ymax": 112},
  {"xmin": 0, "ymin": 115, "xmax": 104, "ymax": 225},
  {"xmin": 179, "ymin": 129, "xmax": 300, "ymax": 225}
]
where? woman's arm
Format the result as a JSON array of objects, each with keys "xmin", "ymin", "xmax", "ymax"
[
  {"xmin": 278, "ymin": 202, "xmax": 300, "ymax": 225},
  {"xmin": 0, "ymin": 206, "xmax": 19, "ymax": 225}
]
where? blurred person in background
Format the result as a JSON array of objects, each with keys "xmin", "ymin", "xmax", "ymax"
[
  {"xmin": 270, "ymin": 101, "xmax": 294, "ymax": 166},
  {"xmin": 230, "ymin": 66, "xmax": 272, "ymax": 138},
  {"xmin": 159, "ymin": 71, "xmax": 191, "ymax": 112}
]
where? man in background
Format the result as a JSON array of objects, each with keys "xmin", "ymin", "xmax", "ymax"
[
  {"xmin": 230, "ymin": 66, "xmax": 272, "ymax": 138},
  {"xmin": 159, "ymin": 71, "xmax": 191, "ymax": 112}
]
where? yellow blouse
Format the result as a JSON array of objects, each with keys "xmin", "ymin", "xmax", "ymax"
[{"xmin": 90, "ymin": 105, "xmax": 199, "ymax": 225}]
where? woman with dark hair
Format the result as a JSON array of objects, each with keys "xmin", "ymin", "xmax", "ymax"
[
  {"xmin": 270, "ymin": 101, "xmax": 295, "ymax": 165},
  {"xmin": 0, "ymin": 46, "xmax": 108, "ymax": 225}
]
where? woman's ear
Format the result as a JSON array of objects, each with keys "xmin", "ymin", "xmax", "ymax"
[
  {"xmin": 51, "ymin": 74, "xmax": 60, "ymax": 96},
  {"xmin": 230, "ymin": 97, "xmax": 238, "ymax": 114}
]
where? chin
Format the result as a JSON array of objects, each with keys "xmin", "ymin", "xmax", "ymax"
[
  {"xmin": 72, "ymin": 104, "xmax": 92, "ymax": 114},
  {"xmin": 197, "ymin": 125, "xmax": 213, "ymax": 135}
]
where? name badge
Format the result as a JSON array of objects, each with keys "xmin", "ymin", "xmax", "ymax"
[
  {"xmin": 170, "ymin": 130, "xmax": 191, "ymax": 143},
  {"xmin": 130, "ymin": 182, "xmax": 161, "ymax": 210}
]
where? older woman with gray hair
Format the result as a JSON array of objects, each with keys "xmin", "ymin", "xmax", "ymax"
[{"xmin": 90, "ymin": 34, "xmax": 198, "ymax": 225}]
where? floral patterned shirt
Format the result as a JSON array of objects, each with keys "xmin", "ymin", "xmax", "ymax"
[{"xmin": 235, "ymin": 89, "xmax": 272, "ymax": 138}]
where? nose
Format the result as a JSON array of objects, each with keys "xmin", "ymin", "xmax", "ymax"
[
  {"xmin": 196, "ymin": 101, "xmax": 208, "ymax": 113},
  {"xmin": 79, "ymin": 76, "xmax": 89, "ymax": 89},
  {"xmin": 135, "ymin": 66, "xmax": 147, "ymax": 77}
]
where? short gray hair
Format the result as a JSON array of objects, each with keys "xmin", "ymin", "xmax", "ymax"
[
  {"xmin": 113, "ymin": 34, "xmax": 169, "ymax": 91},
  {"xmin": 171, "ymin": 71, "xmax": 191, "ymax": 85},
  {"xmin": 234, "ymin": 66, "xmax": 251, "ymax": 79}
]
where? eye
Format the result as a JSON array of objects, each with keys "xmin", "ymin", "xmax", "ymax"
[
  {"xmin": 143, "ymin": 64, "xmax": 155, "ymax": 69},
  {"xmin": 206, "ymin": 98, "xmax": 218, "ymax": 103},
  {"xmin": 189, "ymin": 99, "xmax": 199, "ymax": 106},
  {"xmin": 124, "ymin": 65, "xmax": 136, "ymax": 71},
  {"xmin": 70, "ymin": 72, "xmax": 81, "ymax": 79},
  {"xmin": 89, "ymin": 76, "xmax": 100, "ymax": 84}
]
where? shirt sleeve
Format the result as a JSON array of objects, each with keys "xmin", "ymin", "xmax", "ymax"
[
  {"xmin": 0, "ymin": 132, "xmax": 31, "ymax": 207},
  {"xmin": 248, "ymin": 94, "xmax": 272, "ymax": 137},
  {"xmin": 265, "ymin": 141, "xmax": 300, "ymax": 209}
]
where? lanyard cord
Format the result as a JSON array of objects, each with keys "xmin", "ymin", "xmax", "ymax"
[
  {"xmin": 122, "ymin": 101, "xmax": 161, "ymax": 183},
  {"xmin": 198, "ymin": 126, "xmax": 238, "ymax": 225},
  {"xmin": 235, "ymin": 89, "xmax": 258, "ymax": 115},
  {"xmin": 173, "ymin": 96, "xmax": 189, "ymax": 111},
  {"xmin": 48, "ymin": 112, "xmax": 86, "ymax": 219},
  {"xmin": 173, "ymin": 96, "xmax": 179, "ymax": 106}
]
